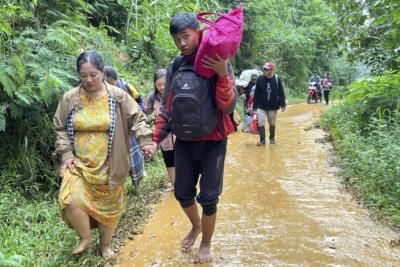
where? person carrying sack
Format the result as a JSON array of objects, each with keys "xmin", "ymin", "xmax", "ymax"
[{"xmin": 149, "ymin": 11, "xmax": 237, "ymax": 264}]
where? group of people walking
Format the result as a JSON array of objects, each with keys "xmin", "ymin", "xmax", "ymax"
[
  {"xmin": 53, "ymin": 8, "xmax": 333, "ymax": 264},
  {"xmin": 54, "ymin": 11, "xmax": 235, "ymax": 263}
]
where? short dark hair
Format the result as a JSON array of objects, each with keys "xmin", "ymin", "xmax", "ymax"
[
  {"xmin": 170, "ymin": 12, "xmax": 199, "ymax": 35},
  {"xmin": 104, "ymin": 66, "xmax": 119, "ymax": 80},
  {"xmin": 76, "ymin": 50, "xmax": 104, "ymax": 72}
]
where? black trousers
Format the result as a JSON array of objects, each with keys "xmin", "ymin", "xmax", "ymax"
[
  {"xmin": 174, "ymin": 139, "xmax": 227, "ymax": 215},
  {"xmin": 323, "ymin": 90, "xmax": 330, "ymax": 104}
]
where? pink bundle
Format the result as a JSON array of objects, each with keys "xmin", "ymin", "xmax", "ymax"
[{"xmin": 195, "ymin": 4, "xmax": 244, "ymax": 78}]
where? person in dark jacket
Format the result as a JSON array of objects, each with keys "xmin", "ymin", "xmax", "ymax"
[{"xmin": 253, "ymin": 61, "xmax": 286, "ymax": 145}]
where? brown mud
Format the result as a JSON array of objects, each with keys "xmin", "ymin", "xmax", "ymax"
[{"xmin": 112, "ymin": 103, "xmax": 400, "ymax": 266}]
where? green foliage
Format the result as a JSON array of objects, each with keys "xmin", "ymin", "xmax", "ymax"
[
  {"xmin": 115, "ymin": 0, "xmax": 221, "ymax": 78},
  {"xmin": 321, "ymin": 72, "xmax": 400, "ymax": 224},
  {"xmin": 0, "ymin": 185, "xmax": 105, "ymax": 267},
  {"xmin": 328, "ymin": 0, "xmax": 400, "ymax": 73},
  {"xmin": 331, "ymin": 72, "xmax": 400, "ymax": 128},
  {"xmin": 0, "ymin": 9, "xmax": 129, "ymax": 195}
]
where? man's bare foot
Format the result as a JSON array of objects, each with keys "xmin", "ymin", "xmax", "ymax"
[
  {"xmin": 194, "ymin": 243, "xmax": 213, "ymax": 264},
  {"xmin": 100, "ymin": 246, "xmax": 116, "ymax": 258},
  {"xmin": 181, "ymin": 226, "xmax": 201, "ymax": 250},
  {"xmin": 165, "ymin": 184, "xmax": 174, "ymax": 192},
  {"xmin": 72, "ymin": 238, "xmax": 91, "ymax": 255}
]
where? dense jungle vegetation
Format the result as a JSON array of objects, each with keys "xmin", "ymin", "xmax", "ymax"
[{"xmin": 0, "ymin": 0, "xmax": 398, "ymax": 265}]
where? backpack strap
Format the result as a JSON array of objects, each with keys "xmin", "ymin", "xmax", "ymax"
[
  {"xmin": 273, "ymin": 74, "xmax": 279, "ymax": 102},
  {"xmin": 172, "ymin": 56, "xmax": 185, "ymax": 74}
]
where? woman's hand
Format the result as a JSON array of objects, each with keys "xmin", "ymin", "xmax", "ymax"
[
  {"xmin": 141, "ymin": 142, "xmax": 158, "ymax": 158},
  {"xmin": 201, "ymin": 54, "xmax": 230, "ymax": 77},
  {"xmin": 60, "ymin": 157, "xmax": 76, "ymax": 177}
]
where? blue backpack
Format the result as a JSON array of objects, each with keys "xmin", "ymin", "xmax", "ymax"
[{"xmin": 169, "ymin": 56, "xmax": 218, "ymax": 141}]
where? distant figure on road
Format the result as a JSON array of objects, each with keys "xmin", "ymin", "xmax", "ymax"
[
  {"xmin": 242, "ymin": 73, "xmax": 258, "ymax": 114},
  {"xmin": 253, "ymin": 61, "xmax": 286, "ymax": 145},
  {"xmin": 321, "ymin": 72, "xmax": 333, "ymax": 105},
  {"xmin": 308, "ymin": 72, "xmax": 321, "ymax": 100}
]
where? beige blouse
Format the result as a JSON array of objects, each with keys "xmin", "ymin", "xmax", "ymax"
[{"xmin": 145, "ymin": 91, "xmax": 175, "ymax": 151}]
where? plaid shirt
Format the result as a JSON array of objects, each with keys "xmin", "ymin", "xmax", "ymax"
[{"xmin": 129, "ymin": 136, "xmax": 144, "ymax": 188}]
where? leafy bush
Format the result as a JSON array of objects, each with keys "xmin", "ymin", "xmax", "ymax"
[
  {"xmin": 333, "ymin": 72, "xmax": 400, "ymax": 128},
  {"xmin": 321, "ymin": 72, "xmax": 400, "ymax": 224},
  {"xmin": 0, "ymin": 19, "xmax": 129, "ymax": 195}
]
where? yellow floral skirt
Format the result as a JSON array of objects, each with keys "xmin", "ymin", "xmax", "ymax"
[{"xmin": 58, "ymin": 166, "xmax": 126, "ymax": 228}]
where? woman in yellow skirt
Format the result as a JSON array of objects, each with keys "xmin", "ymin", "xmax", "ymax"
[{"xmin": 54, "ymin": 51, "xmax": 156, "ymax": 257}]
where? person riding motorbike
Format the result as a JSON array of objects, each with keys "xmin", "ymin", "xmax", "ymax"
[
  {"xmin": 308, "ymin": 72, "xmax": 321, "ymax": 101},
  {"xmin": 307, "ymin": 81, "xmax": 320, "ymax": 103}
]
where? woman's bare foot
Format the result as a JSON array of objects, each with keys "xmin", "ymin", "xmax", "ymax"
[
  {"xmin": 194, "ymin": 243, "xmax": 213, "ymax": 264},
  {"xmin": 181, "ymin": 226, "xmax": 201, "ymax": 250},
  {"xmin": 72, "ymin": 238, "xmax": 91, "ymax": 255},
  {"xmin": 100, "ymin": 246, "xmax": 116, "ymax": 258}
]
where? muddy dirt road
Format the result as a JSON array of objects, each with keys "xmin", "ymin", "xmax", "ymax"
[{"xmin": 114, "ymin": 103, "xmax": 400, "ymax": 266}]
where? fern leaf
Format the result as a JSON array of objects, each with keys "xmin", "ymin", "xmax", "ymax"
[
  {"xmin": 49, "ymin": 73, "xmax": 70, "ymax": 91},
  {"xmin": 51, "ymin": 68, "xmax": 78, "ymax": 82},
  {"xmin": 11, "ymin": 55, "xmax": 26, "ymax": 85},
  {"xmin": 0, "ymin": 69, "xmax": 17, "ymax": 97},
  {"xmin": 45, "ymin": 28, "xmax": 70, "ymax": 49},
  {"xmin": 14, "ymin": 91, "xmax": 33, "ymax": 106},
  {"xmin": 20, "ymin": 27, "xmax": 38, "ymax": 37},
  {"xmin": 38, "ymin": 76, "xmax": 54, "ymax": 105}
]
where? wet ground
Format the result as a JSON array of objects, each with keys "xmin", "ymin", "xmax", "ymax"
[{"xmin": 114, "ymin": 103, "xmax": 400, "ymax": 266}]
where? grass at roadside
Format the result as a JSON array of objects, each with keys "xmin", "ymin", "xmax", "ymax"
[
  {"xmin": 320, "ymin": 73, "xmax": 400, "ymax": 227},
  {"xmin": 0, "ymin": 154, "xmax": 168, "ymax": 267},
  {"xmin": 320, "ymin": 99, "xmax": 400, "ymax": 227}
]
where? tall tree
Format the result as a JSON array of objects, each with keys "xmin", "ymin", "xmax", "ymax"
[{"xmin": 328, "ymin": 0, "xmax": 400, "ymax": 74}]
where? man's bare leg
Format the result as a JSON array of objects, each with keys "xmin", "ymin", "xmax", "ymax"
[
  {"xmin": 181, "ymin": 202, "xmax": 202, "ymax": 249},
  {"xmin": 195, "ymin": 212, "xmax": 216, "ymax": 264},
  {"xmin": 98, "ymin": 223, "xmax": 116, "ymax": 258},
  {"xmin": 65, "ymin": 201, "xmax": 91, "ymax": 255},
  {"xmin": 166, "ymin": 167, "xmax": 176, "ymax": 191}
]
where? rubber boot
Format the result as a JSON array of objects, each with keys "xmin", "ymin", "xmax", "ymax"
[
  {"xmin": 257, "ymin": 126, "xmax": 266, "ymax": 146},
  {"xmin": 269, "ymin": 125, "xmax": 276, "ymax": 144}
]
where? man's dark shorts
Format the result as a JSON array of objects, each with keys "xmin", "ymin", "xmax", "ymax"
[
  {"xmin": 174, "ymin": 139, "xmax": 227, "ymax": 216},
  {"xmin": 161, "ymin": 149, "xmax": 175, "ymax": 168}
]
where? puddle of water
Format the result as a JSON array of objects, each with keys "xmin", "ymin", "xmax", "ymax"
[{"xmin": 114, "ymin": 103, "xmax": 400, "ymax": 266}]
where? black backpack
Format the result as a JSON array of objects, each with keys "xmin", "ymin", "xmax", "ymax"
[{"xmin": 169, "ymin": 56, "xmax": 218, "ymax": 141}]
